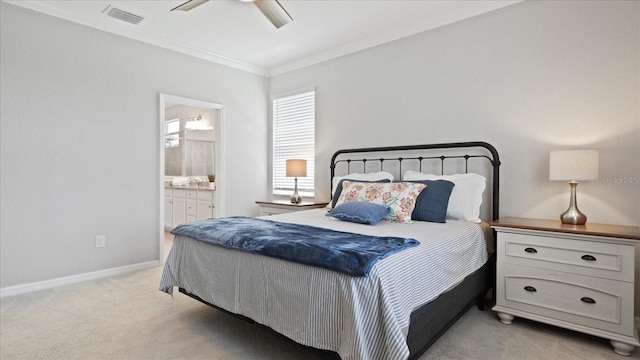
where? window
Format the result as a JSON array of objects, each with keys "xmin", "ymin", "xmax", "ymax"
[
  {"xmin": 272, "ymin": 90, "xmax": 315, "ymax": 197},
  {"xmin": 164, "ymin": 118, "xmax": 180, "ymax": 148}
]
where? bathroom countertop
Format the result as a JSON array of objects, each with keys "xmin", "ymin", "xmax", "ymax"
[{"xmin": 165, "ymin": 183, "xmax": 216, "ymax": 191}]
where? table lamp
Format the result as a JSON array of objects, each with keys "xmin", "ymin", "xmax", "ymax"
[
  {"xmin": 549, "ymin": 149, "xmax": 599, "ymax": 225},
  {"xmin": 286, "ymin": 159, "xmax": 307, "ymax": 204}
]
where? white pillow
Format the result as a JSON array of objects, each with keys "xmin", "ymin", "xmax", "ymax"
[
  {"xmin": 331, "ymin": 171, "xmax": 394, "ymax": 198},
  {"xmin": 403, "ymin": 171, "xmax": 486, "ymax": 223}
]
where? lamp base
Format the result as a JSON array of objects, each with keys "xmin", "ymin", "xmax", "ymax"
[
  {"xmin": 560, "ymin": 208, "xmax": 587, "ymax": 225},
  {"xmin": 290, "ymin": 192, "xmax": 302, "ymax": 204},
  {"xmin": 560, "ymin": 181, "xmax": 587, "ymax": 225}
]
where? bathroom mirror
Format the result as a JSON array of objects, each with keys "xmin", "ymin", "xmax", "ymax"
[{"xmin": 164, "ymin": 104, "xmax": 217, "ymax": 178}]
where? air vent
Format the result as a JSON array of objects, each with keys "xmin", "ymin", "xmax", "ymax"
[{"xmin": 103, "ymin": 5, "xmax": 144, "ymax": 25}]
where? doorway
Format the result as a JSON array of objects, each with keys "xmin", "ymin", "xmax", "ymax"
[{"xmin": 158, "ymin": 93, "xmax": 225, "ymax": 261}]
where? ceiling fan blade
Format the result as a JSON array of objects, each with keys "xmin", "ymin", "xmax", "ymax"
[
  {"xmin": 253, "ymin": 0, "xmax": 292, "ymax": 28},
  {"xmin": 171, "ymin": 0, "xmax": 209, "ymax": 12}
]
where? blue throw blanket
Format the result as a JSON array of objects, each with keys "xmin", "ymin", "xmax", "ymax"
[{"xmin": 171, "ymin": 216, "xmax": 419, "ymax": 277}]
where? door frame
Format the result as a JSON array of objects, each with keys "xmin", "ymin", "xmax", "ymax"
[{"xmin": 158, "ymin": 93, "xmax": 225, "ymax": 261}]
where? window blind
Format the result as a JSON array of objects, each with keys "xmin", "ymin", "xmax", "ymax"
[{"xmin": 272, "ymin": 90, "xmax": 315, "ymax": 196}]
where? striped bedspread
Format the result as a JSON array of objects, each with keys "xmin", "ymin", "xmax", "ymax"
[{"xmin": 160, "ymin": 209, "xmax": 490, "ymax": 360}]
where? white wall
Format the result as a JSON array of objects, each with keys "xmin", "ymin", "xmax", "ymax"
[
  {"xmin": 0, "ymin": 2, "xmax": 269, "ymax": 289},
  {"xmin": 269, "ymin": 1, "xmax": 640, "ymax": 312},
  {"xmin": 270, "ymin": 0, "xmax": 639, "ymax": 226}
]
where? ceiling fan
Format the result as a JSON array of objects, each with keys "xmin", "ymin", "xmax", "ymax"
[{"xmin": 171, "ymin": 0, "xmax": 293, "ymax": 29}]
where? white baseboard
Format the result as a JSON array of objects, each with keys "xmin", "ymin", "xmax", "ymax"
[{"xmin": 0, "ymin": 260, "xmax": 161, "ymax": 298}]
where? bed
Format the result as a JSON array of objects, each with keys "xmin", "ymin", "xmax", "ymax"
[{"xmin": 160, "ymin": 141, "xmax": 501, "ymax": 360}]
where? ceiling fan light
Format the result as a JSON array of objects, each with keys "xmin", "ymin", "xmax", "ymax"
[
  {"xmin": 253, "ymin": 0, "xmax": 292, "ymax": 28},
  {"xmin": 171, "ymin": 0, "xmax": 209, "ymax": 12}
]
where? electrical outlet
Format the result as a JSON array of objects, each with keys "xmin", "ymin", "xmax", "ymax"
[{"xmin": 95, "ymin": 235, "xmax": 106, "ymax": 248}]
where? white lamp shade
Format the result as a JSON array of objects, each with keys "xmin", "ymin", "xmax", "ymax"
[
  {"xmin": 286, "ymin": 159, "xmax": 307, "ymax": 177},
  {"xmin": 549, "ymin": 150, "xmax": 599, "ymax": 181}
]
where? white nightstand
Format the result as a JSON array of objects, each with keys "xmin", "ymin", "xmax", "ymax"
[
  {"xmin": 255, "ymin": 200, "xmax": 329, "ymax": 216},
  {"xmin": 491, "ymin": 217, "xmax": 640, "ymax": 356}
]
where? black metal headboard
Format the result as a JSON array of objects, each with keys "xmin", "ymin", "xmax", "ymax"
[{"xmin": 330, "ymin": 141, "xmax": 501, "ymax": 221}]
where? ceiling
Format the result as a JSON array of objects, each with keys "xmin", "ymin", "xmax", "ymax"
[{"xmin": 6, "ymin": 0, "xmax": 520, "ymax": 76}]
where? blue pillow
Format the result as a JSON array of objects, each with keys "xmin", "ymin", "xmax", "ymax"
[
  {"xmin": 331, "ymin": 178, "xmax": 391, "ymax": 208},
  {"xmin": 407, "ymin": 180, "xmax": 455, "ymax": 223},
  {"xmin": 326, "ymin": 201, "xmax": 389, "ymax": 225}
]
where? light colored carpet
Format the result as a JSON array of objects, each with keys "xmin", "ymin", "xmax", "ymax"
[{"xmin": 1, "ymin": 234, "xmax": 638, "ymax": 360}]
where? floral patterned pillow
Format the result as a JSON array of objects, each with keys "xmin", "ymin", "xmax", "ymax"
[{"xmin": 335, "ymin": 181, "xmax": 426, "ymax": 223}]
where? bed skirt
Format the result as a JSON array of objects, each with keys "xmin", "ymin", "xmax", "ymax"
[{"xmin": 178, "ymin": 258, "xmax": 492, "ymax": 359}]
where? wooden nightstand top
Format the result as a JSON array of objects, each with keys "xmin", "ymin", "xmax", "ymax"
[
  {"xmin": 255, "ymin": 200, "xmax": 329, "ymax": 209},
  {"xmin": 490, "ymin": 217, "xmax": 640, "ymax": 241}
]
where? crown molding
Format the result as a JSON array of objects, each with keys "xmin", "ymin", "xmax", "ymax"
[
  {"xmin": 6, "ymin": 0, "xmax": 521, "ymax": 78},
  {"xmin": 5, "ymin": 0, "xmax": 269, "ymax": 77},
  {"xmin": 267, "ymin": 1, "xmax": 521, "ymax": 76}
]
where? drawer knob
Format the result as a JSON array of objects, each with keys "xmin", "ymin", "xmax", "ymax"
[
  {"xmin": 581, "ymin": 297, "xmax": 596, "ymax": 304},
  {"xmin": 524, "ymin": 247, "xmax": 538, "ymax": 254},
  {"xmin": 524, "ymin": 286, "xmax": 537, "ymax": 292},
  {"xmin": 581, "ymin": 254, "xmax": 597, "ymax": 261}
]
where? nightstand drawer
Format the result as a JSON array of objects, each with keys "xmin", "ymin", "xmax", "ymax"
[
  {"xmin": 256, "ymin": 200, "xmax": 329, "ymax": 217},
  {"xmin": 259, "ymin": 207, "xmax": 291, "ymax": 216},
  {"xmin": 501, "ymin": 232, "xmax": 633, "ymax": 282},
  {"xmin": 500, "ymin": 263, "xmax": 635, "ymax": 336}
]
